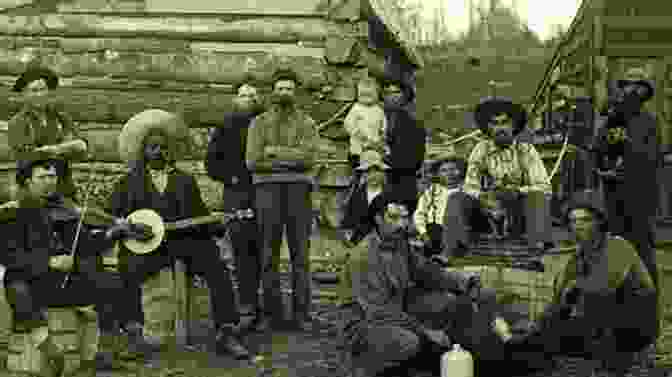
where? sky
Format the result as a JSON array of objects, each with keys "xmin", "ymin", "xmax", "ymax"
[{"xmin": 414, "ymin": 0, "xmax": 582, "ymax": 40}]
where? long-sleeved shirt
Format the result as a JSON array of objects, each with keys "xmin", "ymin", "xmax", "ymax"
[
  {"xmin": 463, "ymin": 139, "xmax": 551, "ymax": 198},
  {"xmin": 413, "ymin": 184, "xmax": 462, "ymax": 236},
  {"xmin": 245, "ymin": 105, "xmax": 319, "ymax": 185}
]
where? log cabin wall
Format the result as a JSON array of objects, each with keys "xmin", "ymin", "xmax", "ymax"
[{"xmin": 0, "ymin": 0, "xmax": 421, "ymax": 232}]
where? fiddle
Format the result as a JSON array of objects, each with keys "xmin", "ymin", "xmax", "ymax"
[{"xmin": 46, "ymin": 195, "xmax": 124, "ymax": 228}]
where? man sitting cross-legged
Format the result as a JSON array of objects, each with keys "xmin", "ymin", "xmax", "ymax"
[
  {"xmin": 1, "ymin": 155, "xmax": 153, "ymax": 375},
  {"xmin": 343, "ymin": 190, "xmax": 529, "ymax": 377},
  {"xmin": 108, "ymin": 110, "xmax": 250, "ymax": 359}
]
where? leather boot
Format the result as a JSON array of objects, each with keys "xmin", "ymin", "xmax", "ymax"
[
  {"xmin": 36, "ymin": 333, "xmax": 65, "ymax": 377},
  {"xmin": 215, "ymin": 324, "xmax": 250, "ymax": 360},
  {"xmin": 95, "ymin": 332, "xmax": 120, "ymax": 371},
  {"xmin": 121, "ymin": 322, "xmax": 161, "ymax": 359}
]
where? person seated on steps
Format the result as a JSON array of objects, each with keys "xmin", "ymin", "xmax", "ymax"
[
  {"xmin": 0, "ymin": 156, "xmax": 154, "ymax": 375},
  {"xmin": 413, "ymin": 153, "xmax": 482, "ymax": 262},
  {"xmin": 108, "ymin": 110, "xmax": 251, "ymax": 360},
  {"xmin": 446, "ymin": 97, "xmax": 555, "ymax": 252},
  {"xmin": 343, "ymin": 190, "xmax": 524, "ymax": 377},
  {"xmin": 506, "ymin": 190, "xmax": 658, "ymax": 376}
]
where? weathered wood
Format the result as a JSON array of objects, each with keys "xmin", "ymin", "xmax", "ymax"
[
  {"xmin": 0, "ymin": 14, "xmax": 344, "ymax": 43},
  {"xmin": 0, "ymin": 47, "xmax": 328, "ymax": 87},
  {"xmin": 0, "ymin": 36, "xmax": 326, "ymax": 57},
  {"xmin": 0, "ymin": 86, "xmax": 239, "ymax": 125},
  {"xmin": 0, "ymin": 74, "xmax": 237, "ymax": 93}
]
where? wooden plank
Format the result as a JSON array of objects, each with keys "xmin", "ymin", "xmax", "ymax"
[
  {"xmin": 603, "ymin": 44, "xmax": 672, "ymax": 57},
  {"xmin": 0, "ymin": 36, "xmax": 326, "ymax": 57},
  {"xmin": 0, "ymin": 75, "xmax": 237, "ymax": 93},
  {"xmin": 0, "ymin": 86, "xmax": 238, "ymax": 125},
  {"xmin": 603, "ymin": 16, "xmax": 672, "ymax": 30},
  {"xmin": 0, "ymin": 14, "xmax": 341, "ymax": 42},
  {"xmin": 0, "ymin": 47, "xmax": 329, "ymax": 87}
]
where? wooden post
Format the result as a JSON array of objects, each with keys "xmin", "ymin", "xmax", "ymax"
[
  {"xmin": 654, "ymin": 58, "xmax": 669, "ymax": 217},
  {"xmin": 173, "ymin": 260, "xmax": 189, "ymax": 347}
]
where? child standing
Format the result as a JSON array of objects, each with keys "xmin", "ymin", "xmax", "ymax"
[{"xmin": 344, "ymin": 75, "xmax": 387, "ymax": 170}]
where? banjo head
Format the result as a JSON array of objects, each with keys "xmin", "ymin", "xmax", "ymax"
[{"xmin": 123, "ymin": 209, "xmax": 165, "ymax": 255}]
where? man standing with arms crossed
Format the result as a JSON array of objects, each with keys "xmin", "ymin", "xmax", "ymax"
[
  {"xmin": 246, "ymin": 68, "xmax": 319, "ymax": 331},
  {"xmin": 206, "ymin": 79, "xmax": 265, "ymax": 328}
]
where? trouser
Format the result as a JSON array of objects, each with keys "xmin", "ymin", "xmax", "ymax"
[
  {"xmin": 118, "ymin": 238, "xmax": 239, "ymax": 328},
  {"xmin": 442, "ymin": 191, "xmax": 553, "ymax": 253},
  {"xmin": 603, "ymin": 182, "xmax": 658, "ymax": 288},
  {"xmin": 221, "ymin": 185, "xmax": 261, "ymax": 313},
  {"xmin": 254, "ymin": 182, "xmax": 313, "ymax": 321},
  {"xmin": 385, "ymin": 171, "xmax": 419, "ymax": 214},
  {"xmin": 354, "ymin": 287, "xmax": 511, "ymax": 376},
  {"xmin": 4, "ymin": 270, "xmax": 123, "ymax": 333}
]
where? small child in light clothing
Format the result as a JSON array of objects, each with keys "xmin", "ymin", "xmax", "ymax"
[{"xmin": 344, "ymin": 76, "xmax": 387, "ymax": 169}]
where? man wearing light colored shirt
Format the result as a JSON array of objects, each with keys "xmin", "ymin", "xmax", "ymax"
[
  {"xmin": 414, "ymin": 155, "xmax": 469, "ymax": 257},
  {"xmin": 445, "ymin": 98, "xmax": 554, "ymax": 250}
]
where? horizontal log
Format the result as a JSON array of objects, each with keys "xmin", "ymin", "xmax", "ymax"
[
  {"xmin": 0, "ymin": 14, "xmax": 344, "ymax": 43},
  {"xmin": 0, "ymin": 36, "xmax": 325, "ymax": 57},
  {"xmin": 0, "ymin": 75, "xmax": 238, "ymax": 93},
  {"xmin": 0, "ymin": 47, "xmax": 330, "ymax": 87}
]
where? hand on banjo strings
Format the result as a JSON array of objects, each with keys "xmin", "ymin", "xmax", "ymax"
[{"xmin": 106, "ymin": 220, "xmax": 154, "ymax": 241}]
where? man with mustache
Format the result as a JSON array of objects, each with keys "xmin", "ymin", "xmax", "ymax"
[
  {"xmin": 108, "ymin": 110, "xmax": 250, "ymax": 359},
  {"xmin": 446, "ymin": 97, "xmax": 554, "ymax": 252},
  {"xmin": 7, "ymin": 64, "xmax": 88, "ymax": 202},
  {"xmin": 245, "ymin": 68, "xmax": 320, "ymax": 331},
  {"xmin": 206, "ymin": 79, "xmax": 265, "ymax": 328}
]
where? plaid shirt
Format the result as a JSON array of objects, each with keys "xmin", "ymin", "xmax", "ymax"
[{"xmin": 463, "ymin": 139, "xmax": 551, "ymax": 198}]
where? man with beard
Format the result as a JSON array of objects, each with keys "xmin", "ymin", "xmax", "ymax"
[
  {"xmin": 382, "ymin": 77, "xmax": 426, "ymax": 214},
  {"xmin": 8, "ymin": 64, "xmax": 88, "ymax": 202},
  {"xmin": 1, "ymin": 155, "xmax": 153, "ymax": 374},
  {"xmin": 206, "ymin": 79, "xmax": 265, "ymax": 327},
  {"xmin": 455, "ymin": 97, "xmax": 554, "ymax": 251},
  {"xmin": 343, "ymin": 192, "xmax": 518, "ymax": 377},
  {"xmin": 594, "ymin": 67, "xmax": 661, "ymax": 302},
  {"xmin": 245, "ymin": 68, "xmax": 320, "ymax": 331},
  {"xmin": 108, "ymin": 110, "xmax": 250, "ymax": 359}
]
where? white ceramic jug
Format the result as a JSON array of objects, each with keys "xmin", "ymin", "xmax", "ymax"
[{"xmin": 441, "ymin": 343, "xmax": 474, "ymax": 377}]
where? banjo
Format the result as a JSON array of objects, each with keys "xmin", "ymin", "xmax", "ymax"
[{"xmin": 122, "ymin": 208, "xmax": 251, "ymax": 255}]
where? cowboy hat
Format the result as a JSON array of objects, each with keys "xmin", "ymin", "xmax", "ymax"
[
  {"xmin": 13, "ymin": 65, "xmax": 59, "ymax": 93},
  {"xmin": 117, "ymin": 109, "xmax": 190, "ymax": 163},
  {"xmin": 473, "ymin": 97, "xmax": 527, "ymax": 135},
  {"xmin": 616, "ymin": 67, "xmax": 655, "ymax": 102},
  {"xmin": 356, "ymin": 150, "xmax": 391, "ymax": 171}
]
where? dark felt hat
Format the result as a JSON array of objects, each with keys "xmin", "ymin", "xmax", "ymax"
[
  {"xmin": 271, "ymin": 67, "xmax": 301, "ymax": 86},
  {"xmin": 562, "ymin": 189, "xmax": 608, "ymax": 223},
  {"xmin": 474, "ymin": 97, "xmax": 527, "ymax": 135},
  {"xmin": 13, "ymin": 65, "xmax": 59, "ymax": 93},
  {"xmin": 616, "ymin": 67, "xmax": 655, "ymax": 103}
]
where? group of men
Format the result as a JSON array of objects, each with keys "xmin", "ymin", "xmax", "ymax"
[
  {"xmin": 338, "ymin": 67, "xmax": 662, "ymax": 377},
  {"xmin": 0, "ymin": 57, "xmax": 663, "ymax": 377}
]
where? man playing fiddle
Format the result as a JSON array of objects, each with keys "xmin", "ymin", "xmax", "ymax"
[
  {"xmin": 0, "ymin": 154, "xmax": 153, "ymax": 375},
  {"xmin": 108, "ymin": 110, "xmax": 250, "ymax": 359}
]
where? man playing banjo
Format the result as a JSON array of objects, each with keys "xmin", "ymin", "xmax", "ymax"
[{"xmin": 107, "ymin": 109, "xmax": 251, "ymax": 359}]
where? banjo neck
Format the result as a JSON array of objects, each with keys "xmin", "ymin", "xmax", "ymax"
[{"xmin": 164, "ymin": 213, "xmax": 235, "ymax": 232}]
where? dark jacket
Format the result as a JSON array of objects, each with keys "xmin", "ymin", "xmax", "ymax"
[
  {"xmin": 205, "ymin": 110, "xmax": 262, "ymax": 189},
  {"xmin": 384, "ymin": 100, "xmax": 426, "ymax": 175},
  {"xmin": 345, "ymin": 234, "xmax": 468, "ymax": 350},
  {"xmin": 107, "ymin": 167, "xmax": 220, "ymax": 242},
  {"xmin": 1, "ymin": 197, "xmax": 106, "ymax": 282}
]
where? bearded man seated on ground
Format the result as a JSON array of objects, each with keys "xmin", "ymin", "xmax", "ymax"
[
  {"xmin": 442, "ymin": 97, "xmax": 555, "ymax": 256},
  {"xmin": 342, "ymin": 190, "xmax": 531, "ymax": 377}
]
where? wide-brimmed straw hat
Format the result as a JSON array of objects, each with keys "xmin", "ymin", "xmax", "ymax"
[
  {"xmin": 616, "ymin": 67, "xmax": 654, "ymax": 102},
  {"xmin": 13, "ymin": 65, "xmax": 59, "ymax": 92},
  {"xmin": 356, "ymin": 150, "xmax": 391, "ymax": 171},
  {"xmin": 117, "ymin": 109, "xmax": 190, "ymax": 163},
  {"xmin": 473, "ymin": 97, "xmax": 527, "ymax": 135}
]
